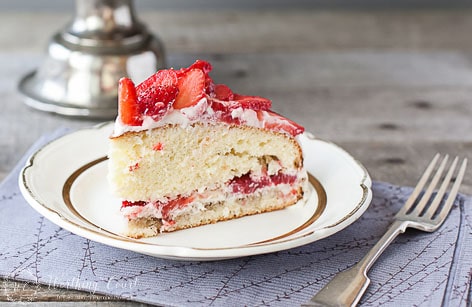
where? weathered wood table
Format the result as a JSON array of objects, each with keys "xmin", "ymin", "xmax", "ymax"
[{"xmin": 1, "ymin": 9, "xmax": 471, "ymax": 305}]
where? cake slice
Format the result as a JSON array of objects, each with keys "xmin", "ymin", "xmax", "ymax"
[{"xmin": 108, "ymin": 60, "xmax": 308, "ymax": 238}]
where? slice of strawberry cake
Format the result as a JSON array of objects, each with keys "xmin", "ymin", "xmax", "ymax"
[{"xmin": 108, "ymin": 60, "xmax": 308, "ymax": 238}]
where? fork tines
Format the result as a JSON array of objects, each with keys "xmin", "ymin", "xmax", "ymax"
[{"xmin": 398, "ymin": 154, "xmax": 467, "ymax": 224}]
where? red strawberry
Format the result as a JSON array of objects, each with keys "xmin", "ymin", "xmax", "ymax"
[
  {"xmin": 136, "ymin": 69, "xmax": 179, "ymax": 120},
  {"xmin": 234, "ymin": 94, "xmax": 271, "ymax": 111},
  {"xmin": 136, "ymin": 69, "xmax": 178, "ymax": 94},
  {"xmin": 185, "ymin": 60, "xmax": 212, "ymax": 75},
  {"xmin": 261, "ymin": 110, "xmax": 305, "ymax": 136},
  {"xmin": 173, "ymin": 69, "xmax": 206, "ymax": 109},
  {"xmin": 121, "ymin": 200, "xmax": 146, "ymax": 208},
  {"xmin": 210, "ymin": 98, "xmax": 241, "ymax": 125},
  {"xmin": 118, "ymin": 77, "xmax": 142, "ymax": 126},
  {"xmin": 204, "ymin": 76, "xmax": 215, "ymax": 96},
  {"xmin": 178, "ymin": 60, "xmax": 214, "ymax": 95},
  {"xmin": 214, "ymin": 84, "xmax": 234, "ymax": 101}
]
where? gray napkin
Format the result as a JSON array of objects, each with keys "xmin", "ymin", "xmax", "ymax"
[{"xmin": 0, "ymin": 129, "xmax": 470, "ymax": 306}]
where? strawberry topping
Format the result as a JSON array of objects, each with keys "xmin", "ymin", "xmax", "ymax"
[
  {"xmin": 116, "ymin": 60, "xmax": 304, "ymax": 136},
  {"xmin": 214, "ymin": 84, "xmax": 234, "ymax": 101},
  {"xmin": 118, "ymin": 77, "xmax": 142, "ymax": 126},
  {"xmin": 233, "ymin": 93, "xmax": 271, "ymax": 111},
  {"xmin": 136, "ymin": 69, "xmax": 179, "ymax": 120},
  {"xmin": 173, "ymin": 69, "xmax": 206, "ymax": 109},
  {"xmin": 179, "ymin": 59, "xmax": 212, "ymax": 75},
  {"xmin": 261, "ymin": 110, "xmax": 305, "ymax": 136},
  {"xmin": 209, "ymin": 99, "xmax": 241, "ymax": 125},
  {"xmin": 178, "ymin": 60, "xmax": 214, "ymax": 94}
]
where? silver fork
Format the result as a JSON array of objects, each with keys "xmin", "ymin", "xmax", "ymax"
[{"xmin": 302, "ymin": 154, "xmax": 468, "ymax": 307}]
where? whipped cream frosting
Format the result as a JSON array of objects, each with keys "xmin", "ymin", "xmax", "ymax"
[{"xmin": 112, "ymin": 97, "xmax": 292, "ymax": 137}]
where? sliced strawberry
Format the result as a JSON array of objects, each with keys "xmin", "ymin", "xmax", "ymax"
[
  {"xmin": 121, "ymin": 200, "xmax": 147, "ymax": 208},
  {"xmin": 136, "ymin": 69, "xmax": 178, "ymax": 94},
  {"xmin": 228, "ymin": 172, "xmax": 297, "ymax": 194},
  {"xmin": 178, "ymin": 60, "xmax": 214, "ymax": 95},
  {"xmin": 234, "ymin": 94, "xmax": 271, "ymax": 111},
  {"xmin": 186, "ymin": 59, "xmax": 212, "ymax": 75},
  {"xmin": 118, "ymin": 77, "xmax": 142, "ymax": 126},
  {"xmin": 173, "ymin": 69, "xmax": 206, "ymax": 109},
  {"xmin": 261, "ymin": 110, "xmax": 305, "ymax": 136},
  {"xmin": 136, "ymin": 69, "xmax": 179, "ymax": 120},
  {"xmin": 204, "ymin": 77, "xmax": 215, "ymax": 95},
  {"xmin": 209, "ymin": 98, "xmax": 240, "ymax": 125},
  {"xmin": 214, "ymin": 84, "xmax": 234, "ymax": 101},
  {"xmin": 209, "ymin": 98, "xmax": 229, "ymax": 113}
]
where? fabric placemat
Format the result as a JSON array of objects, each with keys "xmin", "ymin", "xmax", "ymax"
[{"xmin": 0, "ymin": 129, "xmax": 470, "ymax": 306}]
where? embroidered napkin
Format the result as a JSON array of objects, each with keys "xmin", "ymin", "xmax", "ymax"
[{"xmin": 0, "ymin": 129, "xmax": 470, "ymax": 306}]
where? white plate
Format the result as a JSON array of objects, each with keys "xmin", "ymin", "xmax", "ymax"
[{"xmin": 19, "ymin": 123, "xmax": 372, "ymax": 261}]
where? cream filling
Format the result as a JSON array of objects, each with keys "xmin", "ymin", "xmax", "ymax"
[
  {"xmin": 121, "ymin": 182, "xmax": 301, "ymax": 221},
  {"xmin": 121, "ymin": 171, "xmax": 307, "ymax": 222}
]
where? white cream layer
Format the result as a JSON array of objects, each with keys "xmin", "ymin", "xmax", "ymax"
[
  {"xmin": 121, "ymin": 179, "xmax": 306, "ymax": 222},
  {"xmin": 112, "ymin": 97, "xmax": 290, "ymax": 137}
]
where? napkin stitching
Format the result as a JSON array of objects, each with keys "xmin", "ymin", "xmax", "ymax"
[
  {"xmin": 78, "ymin": 239, "xmax": 98, "ymax": 278},
  {"xmin": 456, "ymin": 196, "xmax": 471, "ymax": 306},
  {"xmin": 441, "ymin": 196, "xmax": 465, "ymax": 306},
  {"xmin": 364, "ymin": 227, "xmax": 455, "ymax": 305}
]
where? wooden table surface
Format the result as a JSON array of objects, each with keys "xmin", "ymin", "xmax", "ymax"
[{"xmin": 1, "ymin": 9, "xmax": 471, "ymax": 305}]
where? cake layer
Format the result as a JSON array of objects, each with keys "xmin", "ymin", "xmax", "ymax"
[
  {"xmin": 108, "ymin": 123, "xmax": 304, "ymax": 202},
  {"xmin": 124, "ymin": 184, "xmax": 304, "ymax": 238}
]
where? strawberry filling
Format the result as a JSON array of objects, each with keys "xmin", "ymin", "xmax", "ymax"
[
  {"xmin": 228, "ymin": 172, "xmax": 297, "ymax": 194},
  {"xmin": 122, "ymin": 196, "xmax": 195, "ymax": 221},
  {"xmin": 121, "ymin": 171, "xmax": 298, "ymax": 220}
]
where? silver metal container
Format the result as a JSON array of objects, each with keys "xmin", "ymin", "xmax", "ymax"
[{"xmin": 19, "ymin": 0, "xmax": 165, "ymax": 118}]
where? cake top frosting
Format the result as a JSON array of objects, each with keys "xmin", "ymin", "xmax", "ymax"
[{"xmin": 114, "ymin": 60, "xmax": 304, "ymax": 137}]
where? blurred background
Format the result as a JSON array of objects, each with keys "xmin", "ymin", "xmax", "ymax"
[{"xmin": 2, "ymin": 0, "xmax": 472, "ymax": 10}]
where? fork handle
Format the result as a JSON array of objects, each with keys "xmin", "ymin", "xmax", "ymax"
[{"xmin": 303, "ymin": 220, "xmax": 409, "ymax": 307}]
